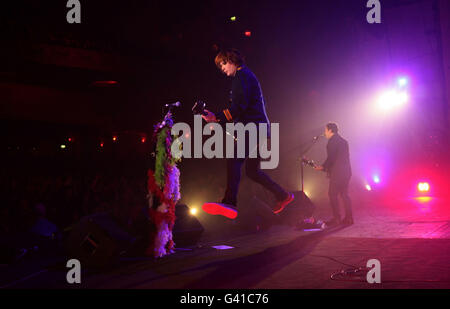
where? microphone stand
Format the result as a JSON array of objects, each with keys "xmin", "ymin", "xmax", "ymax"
[
  {"xmin": 152, "ymin": 103, "xmax": 179, "ymax": 156},
  {"xmin": 157, "ymin": 103, "xmax": 178, "ymax": 130},
  {"xmin": 298, "ymin": 136, "xmax": 321, "ymax": 192}
]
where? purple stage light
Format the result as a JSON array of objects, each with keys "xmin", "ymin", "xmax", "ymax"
[
  {"xmin": 376, "ymin": 90, "xmax": 408, "ymax": 111},
  {"xmin": 373, "ymin": 175, "xmax": 381, "ymax": 183},
  {"xmin": 398, "ymin": 77, "xmax": 408, "ymax": 87}
]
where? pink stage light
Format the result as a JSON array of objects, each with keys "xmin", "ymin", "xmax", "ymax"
[
  {"xmin": 415, "ymin": 196, "xmax": 432, "ymax": 203},
  {"xmin": 417, "ymin": 182, "xmax": 430, "ymax": 193}
]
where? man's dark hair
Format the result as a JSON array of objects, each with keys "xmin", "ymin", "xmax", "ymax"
[
  {"xmin": 214, "ymin": 48, "xmax": 245, "ymax": 69},
  {"xmin": 326, "ymin": 122, "xmax": 338, "ymax": 134}
]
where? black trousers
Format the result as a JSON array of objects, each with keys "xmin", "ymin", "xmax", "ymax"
[
  {"xmin": 328, "ymin": 176, "xmax": 352, "ymax": 220},
  {"xmin": 223, "ymin": 156, "xmax": 288, "ymax": 207}
]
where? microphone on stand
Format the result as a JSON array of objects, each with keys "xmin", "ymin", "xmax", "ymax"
[
  {"xmin": 158, "ymin": 101, "xmax": 181, "ymax": 129},
  {"xmin": 313, "ymin": 134, "xmax": 324, "ymax": 140},
  {"xmin": 165, "ymin": 101, "xmax": 181, "ymax": 108}
]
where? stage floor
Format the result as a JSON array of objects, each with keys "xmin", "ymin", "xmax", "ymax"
[{"xmin": 2, "ymin": 196, "xmax": 450, "ymax": 289}]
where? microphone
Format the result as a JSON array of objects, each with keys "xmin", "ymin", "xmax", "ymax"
[
  {"xmin": 313, "ymin": 134, "xmax": 324, "ymax": 140},
  {"xmin": 165, "ymin": 101, "xmax": 181, "ymax": 108}
]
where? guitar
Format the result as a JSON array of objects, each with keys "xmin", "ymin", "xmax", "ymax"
[
  {"xmin": 192, "ymin": 100, "xmax": 208, "ymax": 116},
  {"xmin": 301, "ymin": 157, "xmax": 318, "ymax": 168},
  {"xmin": 301, "ymin": 157, "xmax": 331, "ymax": 178},
  {"xmin": 192, "ymin": 100, "xmax": 238, "ymax": 141}
]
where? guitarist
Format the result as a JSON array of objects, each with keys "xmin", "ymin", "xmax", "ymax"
[
  {"xmin": 201, "ymin": 48, "xmax": 294, "ymax": 219},
  {"xmin": 314, "ymin": 123, "xmax": 353, "ymax": 226}
]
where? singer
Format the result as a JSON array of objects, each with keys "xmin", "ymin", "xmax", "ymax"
[
  {"xmin": 314, "ymin": 123, "xmax": 353, "ymax": 226},
  {"xmin": 201, "ymin": 48, "xmax": 294, "ymax": 219}
]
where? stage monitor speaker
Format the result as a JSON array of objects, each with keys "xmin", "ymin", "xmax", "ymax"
[
  {"xmin": 65, "ymin": 212, "xmax": 137, "ymax": 269},
  {"xmin": 172, "ymin": 204, "xmax": 204, "ymax": 247}
]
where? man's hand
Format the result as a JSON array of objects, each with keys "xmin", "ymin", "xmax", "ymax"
[
  {"xmin": 314, "ymin": 165, "xmax": 324, "ymax": 171},
  {"xmin": 202, "ymin": 109, "xmax": 218, "ymax": 123}
]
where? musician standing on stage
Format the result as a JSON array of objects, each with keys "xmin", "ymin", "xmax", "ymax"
[
  {"xmin": 314, "ymin": 123, "xmax": 353, "ymax": 226},
  {"xmin": 201, "ymin": 48, "xmax": 294, "ymax": 219}
]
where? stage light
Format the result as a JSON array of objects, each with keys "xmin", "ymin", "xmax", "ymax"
[
  {"xmin": 60, "ymin": 144, "xmax": 66, "ymax": 149},
  {"xmin": 365, "ymin": 184, "xmax": 372, "ymax": 191},
  {"xmin": 417, "ymin": 182, "xmax": 430, "ymax": 192},
  {"xmin": 112, "ymin": 136, "xmax": 117, "ymax": 142},
  {"xmin": 244, "ymin": 31, "xmax": 251, "ymax": 37},
  {"xmin": 398, "ymin": 77, "xmax": 408, "ymax": 87},
  {"xmin": 415, "ymin": 196, "xmax": 432, "ymax": 203},
  {"xmin": 376, "ymin": 90, "xmax": 408, "ymax": 111},
  {"xmin": 92, "ymin": 80, "xmax": 118, "ymax": 87},
  {"xmin": 377, "ymin": 91, "xmax": 396, "ymax": 110},
  {"xmin": 398, "ymin": 92, "xmax": 408, "ymax": 105},
  {"xmin": 68, "ymin": 137, "xmax": 72, "ymax": 142},
  {"xmin": 190, "ymin": 207, "xmax": 198, "ymax": 215},
  {"xmin": 230, "ymin": 16, "xmax": 236, "ymax": 21},
  {"xmin": 100, "ymin": 142, "xmax": 104, "ymax": 148},
  {"xmin": 373, "ymin": 175, "xmax": 380, "ymax": 184},
  {"xmin": 141, "ymin": 137, "xmax": 146, "ymax": 143}
]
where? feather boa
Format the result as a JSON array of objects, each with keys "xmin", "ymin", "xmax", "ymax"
[
  {"xmin": 163, "ymin": 164, "xmax": 181, "ymax": 203},
  {"xmin": 154, "ymin": 127, "xmax": 168, "ymax": 188},
  {"xmin": 145, "ymin": 114, "xmax": 181, "ymax": 258}
]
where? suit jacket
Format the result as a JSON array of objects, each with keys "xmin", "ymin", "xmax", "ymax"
[
  {"xmin": 322, "ymin": 134, "xmax": 352, "ymax": 181},
  {"xmin": 216, "ymin": 65, "xmax": 271, "ymax": 137}
]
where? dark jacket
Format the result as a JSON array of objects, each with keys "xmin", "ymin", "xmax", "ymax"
[
  {"xmin": 322, "ymin": 134, "xmax": 352, "ymax": 181},
  {"xmin": 216, "ymin": 65, "xmax": 271, "ymax": 137}
]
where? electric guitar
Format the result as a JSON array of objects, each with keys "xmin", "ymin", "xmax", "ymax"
[
  {"xmin": 192, "ymin": 100, "xmax": 208, "ymax": 116},
  {"xmin": 301, "ymin": 157, "xmax": 318, "ymax": 168},
  {"xmin": 192, "ymin": 100, "xmax": 238, "ymax": 141},
  {"xmin": 301, "ymin": 157, "xmax": 331, "ymax": 178}
]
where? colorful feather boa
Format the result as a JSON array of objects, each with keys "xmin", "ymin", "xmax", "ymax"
[{"xmin": 145, "ymin": 113, "xmax": 181, "ymax": 258}]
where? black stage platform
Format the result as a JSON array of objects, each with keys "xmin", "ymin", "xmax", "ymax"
[{"xmin": 1, "ymin": 196, "xmax": 450, "ymax": 289}]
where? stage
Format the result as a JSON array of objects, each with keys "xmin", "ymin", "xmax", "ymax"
[
  {"xmin": 2, "ymin": 0, "xmax": 450, "ymax": 297},
  {"xmin": 2, "ymin": 195, "xmax": 450, "ymax": 289}
]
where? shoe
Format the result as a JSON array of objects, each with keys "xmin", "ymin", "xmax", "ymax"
[
  {"xmin": 273, "ymin": 192, "xmax": 295, "ymax": 214},
  {"xmin": 342, "ymin": 217, "xmax": 354, "ymax": 225},
  {"xmin": 202, "ymin": 202, "xmax": 238, "ymax": 219},
  {"xmin": 296, "ymin": 218, "xmax": 325, "ymax": 231},
  {"xmin": 325, "ymin": 218, "xmax": 341, "ymax": 227}
]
